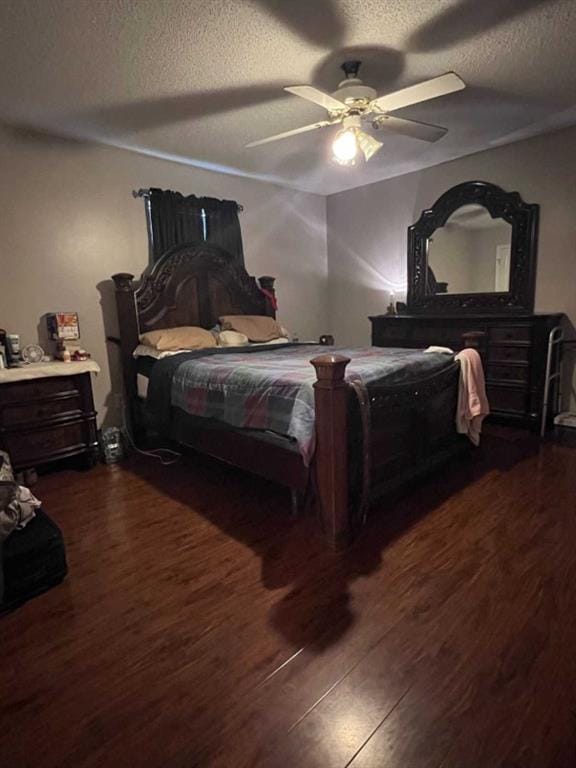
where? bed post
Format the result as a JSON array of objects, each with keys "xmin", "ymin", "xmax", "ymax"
[
  {"xmin": 258, "ymin": 276, "xmax": 277, "ymax": 318},
  {"xmin": 311, "ymin": 354, "xmax": 351, "ymax": 550},
  {"xmin": 462, "ymin": 330, "xmax": 486, "ymax": 350},
  {"xmin": 111, "ymin": 273, "xmax": 141, "ymax": 438}
]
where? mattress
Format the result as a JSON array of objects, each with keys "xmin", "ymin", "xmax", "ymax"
[
  {"xmin": 169, "ymin": 407, "xmax": 300, "ymax": 453},
  {"xmin": 134, "ymin": 343, "xmax": 294, "ymax": 399},
  {"xmin": 145, "ymin": 344, "xmax": 456, "ymax": 465},
  {"xmin": 135, "ymin": 354, "xmax": 298, "ymax": 451}
]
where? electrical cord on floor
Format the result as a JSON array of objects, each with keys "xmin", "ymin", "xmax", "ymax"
[{"xmin": 120, "ymin": 398, "xmax": 181, "ymax": 466}]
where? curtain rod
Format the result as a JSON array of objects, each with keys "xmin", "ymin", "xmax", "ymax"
[{"xmin": 132, "ymin": 188, "xmax": 244, "ymax": 211}]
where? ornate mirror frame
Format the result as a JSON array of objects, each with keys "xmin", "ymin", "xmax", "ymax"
[{"xmin": 407, "ymin": 181, "xmax": 539, "ymax": 314}]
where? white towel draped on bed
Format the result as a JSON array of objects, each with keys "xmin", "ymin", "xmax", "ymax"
[{"xmin": 425, "ymin": 346, "xmax": 490, "ymax": 445}]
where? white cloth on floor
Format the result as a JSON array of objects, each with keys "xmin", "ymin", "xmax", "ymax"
[
  {"xmin": 12, "ymin": 486, "xmax": 41, "ymax": 528},
  {"xmin": 0, "ymin": 485, "xmax": 41, "ymax": 542}
]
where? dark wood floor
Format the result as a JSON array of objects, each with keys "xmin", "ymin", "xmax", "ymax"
[{"xmin": 1, "ymin": 428, "xmax": 576, "ymax": 767}]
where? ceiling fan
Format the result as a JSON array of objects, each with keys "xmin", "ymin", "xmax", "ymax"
[{"xmin": 246, "ymin": 61, "xmax": 466, "ymax": 166}]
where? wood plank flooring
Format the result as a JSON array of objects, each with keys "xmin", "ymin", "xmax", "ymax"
[{"xmin": 1, "ymin": 428, "xmax": 576, "ymax": 767}]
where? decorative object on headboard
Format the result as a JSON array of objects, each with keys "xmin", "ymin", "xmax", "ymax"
[
  {"xmin": 143, "ymin": 188, "xmax": 245, "ymax": 265},
  {"xmin": 258, "ymin": 276, "xmax": 278, "ymax": 311},
  {"xmin": 407, "ymin": 181, "xmax": 539, "ymax": 315}
]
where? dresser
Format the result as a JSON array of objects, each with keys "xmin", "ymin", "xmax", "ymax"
[
  {"xmin": 370, "ymin": 313, "xmax": 564, "ymax": 430},
  {"xmin": 0, "ymin": 361, "xmax": 100, "ymax": 471}
]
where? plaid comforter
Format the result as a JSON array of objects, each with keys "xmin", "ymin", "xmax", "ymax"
[{"xmin": 146, "ymin": 344, "xmax": 454, "ymax": 465}]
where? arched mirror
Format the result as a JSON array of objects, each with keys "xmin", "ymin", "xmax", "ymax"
[
  {"xmin": 407, "ymin": 181, "xmax": 538, "ymax": 314},
  {"xmin": 427, "ymin": 204, "xmax": 513, "ymax": 294}
]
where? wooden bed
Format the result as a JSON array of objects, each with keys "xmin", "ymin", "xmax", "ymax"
[{"xmin": 112, "ymin": 242, "xmax": 471, "ymax": 549}]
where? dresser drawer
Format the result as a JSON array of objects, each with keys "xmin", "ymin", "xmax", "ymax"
[
  {"xmin": 486, "ymin": 385, "xmax": 528, "ymax": 415},
  {"xmin": 4, "ymin": 421, "xmax": 86, "ymax": 465},
  {"xmin": 487, "ymin": 364, "xmax": 529, "ymax": 385},
  {"xmin": 411, "ymin": 326, "xmax": 451, "ymax": 345},
  {"xmin": 373, "ymin": 333, "xmax": 405, "ymax": 348},
  {"xmin": 1, "ymin": 395, "xmax": 82, "ymax": 427},
  {"xmin": 0, "ymin": 376, "xmax": 78, "ymax": 404},
  {"xmin": 487, "ymin": 346, "xmax": 531, "ymax": 363},
  {"xmin": 489, "ymin": 325, "xmax": 532, "ymax": 344},
  {"xmin": 373, "ymin": 325, "xmax": 412, "ymax": 344}
]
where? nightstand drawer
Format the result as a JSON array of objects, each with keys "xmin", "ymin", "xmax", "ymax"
[
  {"xmin": 0, "ymin": 377, "xmax": 78, "ymax": 404},
  {"xmin": 1, "ymin": 395, "xmax": 82, "ymax": 427},
  {"xmin": 5, "ymin": 422, "xmax": 86, "ymax": 465}
]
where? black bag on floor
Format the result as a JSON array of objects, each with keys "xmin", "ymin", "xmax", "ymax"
[{"xmin": 1, "ymin": 509, "xmax": 68, "ymax": 613}]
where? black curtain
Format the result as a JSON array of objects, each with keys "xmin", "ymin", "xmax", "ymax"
[
  {"xmin": 148, "ymin": 188, "xmax": 244, "ymax": 266},
  {"xmin": 202, "ymin": 197, "xmax": 244, "ymax": 267}
]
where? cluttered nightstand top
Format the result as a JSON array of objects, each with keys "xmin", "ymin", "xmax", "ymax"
[{"xmin": 0, "ymin": 360, "xmax": 100, "ymax": 384}]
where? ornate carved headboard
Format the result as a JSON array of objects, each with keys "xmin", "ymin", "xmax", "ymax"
[{"xmin": 111, "ymin": 242, "xmax": 276, "ymax": 416}]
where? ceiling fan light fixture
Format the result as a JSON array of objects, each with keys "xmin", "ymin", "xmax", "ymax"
[
  {"xmin": 248, "ymin": 65, "xmax": 464, "ymax": 164},
  {"xmin": 331, "ymin": 127, "xmax": 358, "ymax": 165},
  {"xmin": 356, "ymin": 129, "xmax": 383, "ymax": 161}
]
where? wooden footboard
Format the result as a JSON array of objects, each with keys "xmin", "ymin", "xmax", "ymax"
[
  {"xmin": 366, "ymin": 361, "xmax": 463, "ymax": 500},
  {"xmin": 310, "ymin": 354, "xmax": 467, "ymax": 550}
]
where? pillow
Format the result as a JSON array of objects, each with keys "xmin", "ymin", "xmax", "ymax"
[
  {"xmin": 139, "ymin": 326, "xmax": 217, "ymax": 351},
  {"xmin": 219, "ymin": 315, "xmax": 285, "ymax": 342},
  {"xmin": 253, "ymin": 337, "xmax": 291, "ymax": 346},
  {"xmin": 218, "ymin": 330, "xmax": 249, "ymax": 347},
  {"xmin": 133, "ymin": 344, "xmax": 194, "ymax": 360}
]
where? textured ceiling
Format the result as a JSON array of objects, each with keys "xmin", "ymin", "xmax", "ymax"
[{"xmin": 1, "ymin": 0, "xmax": 575, "ymax": 195}]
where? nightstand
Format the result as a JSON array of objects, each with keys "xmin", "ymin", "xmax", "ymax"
[{"xmin": 0, "ymin": 361, "xmax": 100, "ymax": 471}]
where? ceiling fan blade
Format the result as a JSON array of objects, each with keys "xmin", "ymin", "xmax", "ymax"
[
  {"xmin": 356, "ymin": 130, "xmax": 383, "ymax": 161},
  {"xmin": 373, "ymin": 114, "xmax": 447, "ymax": 142},
  {"xmin": 372, "ymin": 72, "xmax": 465, "ymax": 113},
  {"xmin": 245, "ymin": 119, "xmax": 335, "ymax": 148},
  {"xmin": 284, "ymin": 86, "xmax": 347, "ymax": 112}
]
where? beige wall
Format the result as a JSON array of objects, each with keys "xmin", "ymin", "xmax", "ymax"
[
  {"xmin": 0, "ymin": 125, "xmax": 328, "ymax": 427},
  {"xmin": 327, "ymin": 125, "xmax": 576, "ymax": 410}
]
